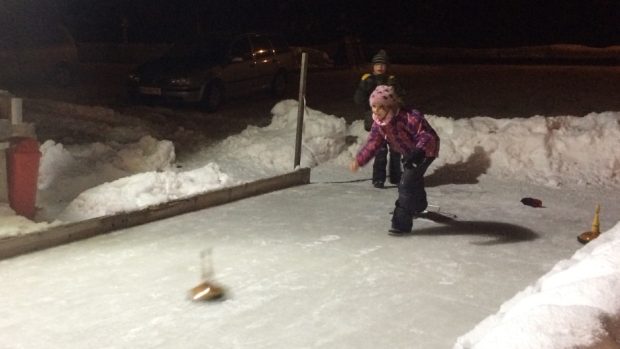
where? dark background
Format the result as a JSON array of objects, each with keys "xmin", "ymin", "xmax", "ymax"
[{"xmin": 2, "ymin": 0, "xmax": 620, "ymax": 47}]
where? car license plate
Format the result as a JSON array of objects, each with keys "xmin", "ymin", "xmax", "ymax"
[{"xmin": 139, "ymin": 86, "xmax": 161, "ymax": 95}]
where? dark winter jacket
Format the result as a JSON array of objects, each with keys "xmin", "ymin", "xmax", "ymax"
[
  {"xmin": 355, "ymin": 108, "xmax": 439, "ymax": 167},
  {"xmin": 354, "ymin": 73, "xmax": 405, "ymax": 131}
]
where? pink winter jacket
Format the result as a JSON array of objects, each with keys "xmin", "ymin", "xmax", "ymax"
[{"xmin": 355, "ymin": 108, "xmax": 440, "ymax": 167}]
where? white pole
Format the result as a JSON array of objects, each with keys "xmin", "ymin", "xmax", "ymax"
[
  {"xmin": 10, "ymin": 97, "xmax": 22, "ymax": 125},
  {"xmin": 0, "ymin": 141, "xmax": 8, "ymax": 202}
]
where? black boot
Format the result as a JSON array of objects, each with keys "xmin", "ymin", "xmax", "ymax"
[{"xmin": 389, "ymin": 205, "xmax": 413, "ymax": 234}]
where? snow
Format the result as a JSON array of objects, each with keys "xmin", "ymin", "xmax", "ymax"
[
  {"xmin": 455, "ymin": 221, "xmax": 620, "ymax": 349},
  {"xmin": 1, "ymin": 97, "xmax": 620, "ymax": 348}
]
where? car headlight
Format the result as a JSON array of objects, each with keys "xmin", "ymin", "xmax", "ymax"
[
  {"xmin": 168, "ymin": 77, "xmax": 193, "ymax": 86},
  {"xmin": 128, "ymin": 73, "xmax": 140, "ymax": 83}
]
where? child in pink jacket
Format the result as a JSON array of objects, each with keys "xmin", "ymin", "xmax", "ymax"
[{"xmin": 350, "ymin": 85, "xmax": 440, "ymax": 234}]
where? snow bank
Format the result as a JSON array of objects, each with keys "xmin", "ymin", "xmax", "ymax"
[
  {"xmin": 454, "ymin": 221, "xmax": 620, "ymax": 349},
  {"xmin": 4, "ymin": 100, "xmax": 620, "ymax": 229},
  {"xmin": 38, "ymin": 135, "xmax": 174, "ymax": 189},
  {"xmin": 185, "ymin": 99, "xmax": 347, "ymax": 177},
  {"xmin": 58, "ymin": 163, "xmax": 233, "ymax": 221},
  {"xmin": 35, "ymin": 136, "xmax": 175, "ymax": 214},
  {"xmin": 429, "ymin": 112, "xmax": 620, "ymax": 187}
]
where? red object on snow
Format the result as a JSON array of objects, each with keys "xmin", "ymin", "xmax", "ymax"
[
  {"xmin": 521, "ymin": 197, "xmax": 543, "ymax": 208},
  {"xmin": 6, "ymin": 137, "xmax": 41, "ymax": 219}
]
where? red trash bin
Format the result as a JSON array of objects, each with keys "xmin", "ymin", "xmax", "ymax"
[{"xmin": 6, "ymin": 137, "xmax": 41, "ymax": 219}]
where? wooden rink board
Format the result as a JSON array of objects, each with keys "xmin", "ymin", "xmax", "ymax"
[{"xmin": 0, "ymin": 168, "xmax": 310, "ymax": 260}]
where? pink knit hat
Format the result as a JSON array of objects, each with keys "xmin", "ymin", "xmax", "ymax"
[{"xmin": 369, "ymin": 85, "xmax": 398, "ymax": 109}]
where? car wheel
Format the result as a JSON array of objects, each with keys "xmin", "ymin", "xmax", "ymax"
[
  {"xmin": 201, "ymin": 81, "xmax": 224, "ymax": 112},
  {"xmin": 271, "ymin": 71, "xmax": 287, "ymax": 98}
]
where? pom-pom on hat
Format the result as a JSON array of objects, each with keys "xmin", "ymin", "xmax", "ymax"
[
  {"xmin": 369, "ymin": 85, "xmax": 398, "ymax": 109},
  {"xmin": 371, "ymin": 49, "xmax": 389, "ymax": 64}
]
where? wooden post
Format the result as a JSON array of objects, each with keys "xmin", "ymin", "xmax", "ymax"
[{"xmin": 294, "ymin": 52, "xmax": 308, "ymax": 168}]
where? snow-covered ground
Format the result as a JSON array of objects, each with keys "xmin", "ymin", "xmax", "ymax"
[{"xmin": 1, "ymin": 94, "xmax": 619, "ymax": 347}]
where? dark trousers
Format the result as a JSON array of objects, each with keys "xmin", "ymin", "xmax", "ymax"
[
  {"xmin": 391, "ymin": 157, "xmax": 435, "ymax": 232},
  {"xmin": 373, "ymin": 143, "xmax": 402, "ymax": 184}
]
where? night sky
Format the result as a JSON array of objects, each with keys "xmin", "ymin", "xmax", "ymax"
[{"xmin": 2, "ymin": 0, "xmax": 620, "ymax": 47}]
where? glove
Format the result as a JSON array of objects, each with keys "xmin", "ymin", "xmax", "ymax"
[{"xmin": 402, "ymin": 148, "xmax": 425, "ymax": 169}]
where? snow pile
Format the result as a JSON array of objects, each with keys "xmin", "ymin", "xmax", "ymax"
[
  {"xmin": 38, "ymin": 135, "xmax": 174, "ymax": 191},
  {"xmin": 38, "ymin": 100, "xmax": 347, "ymax": 222},
  {"xmin": 35, "ymin": 136, "xmax": 176, "ymax": 219},
  {"xmin": 454, "ymin": 222, "xmax": 620, "ymax": 349},
  {"xmin": 58, "ymin": 163, "xmax": 233, "ymax": 221},
  {"xmin": 112, "ymin": 135, "xmax": 175, "ymax": 173},
  {"xmin": 184, "ymin": 99, "xmax": 347, "ymax": 177},
  {"xmin": 430, "ymin": 112, "xmax": 620, "ymax": 187}
]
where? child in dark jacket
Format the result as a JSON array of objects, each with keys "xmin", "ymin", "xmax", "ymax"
[
  {"xmin": 350, "ymin": 85, "xmax": 440, "ymax": 234},
  {"xmin": 353, "ymin": 49, "xmax": 404, "ymax": 188}
]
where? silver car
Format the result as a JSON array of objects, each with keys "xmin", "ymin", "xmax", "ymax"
[{"xmin": 127, "ymin": 32, "xmax": 295, "ymax": 111}]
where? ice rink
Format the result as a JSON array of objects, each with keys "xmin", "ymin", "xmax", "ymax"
[{"xmin": 1, "ymin": 170, "xmax": 617, "ymax": 348}]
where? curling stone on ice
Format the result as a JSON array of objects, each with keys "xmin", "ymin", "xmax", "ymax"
[
  {"xmin": 577, "ymin": 204, "xmax": 601, "ymax": 244},
  {"xmin": 189, "ymin": 248, "xmax": 225, "ymax": 301}
]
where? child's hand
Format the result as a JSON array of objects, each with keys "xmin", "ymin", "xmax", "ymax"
[{"xmin": 349, "ymin": 160, "xmax": 359, "ymax": 172}]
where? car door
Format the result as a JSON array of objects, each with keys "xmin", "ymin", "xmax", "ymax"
[
  {"xmin": 248, "ymin": 34, "xmax": 277, "ymax": 91},
  {"xmin": 220, "ymin": 35, "xmax": 257, "ymax": 97}
]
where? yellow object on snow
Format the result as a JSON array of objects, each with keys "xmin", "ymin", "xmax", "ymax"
[{"xmin": 578, "ymin": 204, "xmax": 601, "ymax": 244}]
